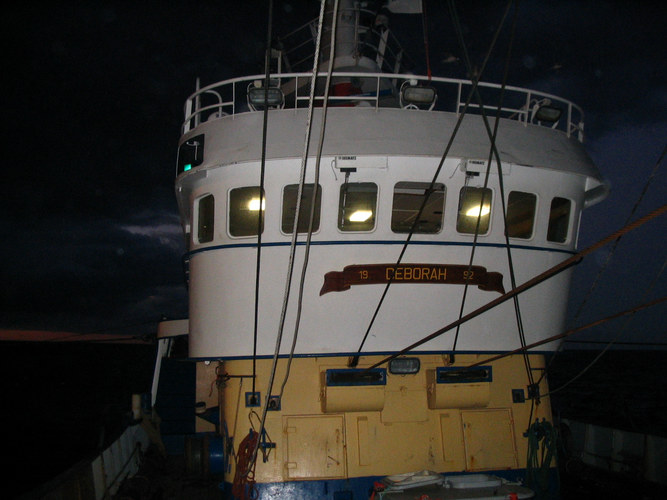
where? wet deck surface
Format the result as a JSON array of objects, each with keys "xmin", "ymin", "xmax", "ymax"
[{"xmin": 113, "ymin": 449, "xmax": 222, "ymax": 500}]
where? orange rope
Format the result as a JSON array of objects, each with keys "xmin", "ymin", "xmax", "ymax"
[
  {"xmin": 232, "ymin": 430, "xmax": 259, "ymax": 500},
  {"xmin": 421, "ymin": 0, "xmax": 432, "ymax": 79}
]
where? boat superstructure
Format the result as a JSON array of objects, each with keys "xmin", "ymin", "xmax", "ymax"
[{"xmin": 172, "ymin": 2, "xmax": 607, "ymax": 498}]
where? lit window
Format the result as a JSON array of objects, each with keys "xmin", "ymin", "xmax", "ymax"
[
  {"xmin": 338, "ymin": 183, "xmax": 377, "ymax": 231},
  {"xmin": 547, "ymin": 197, "xmax": 571, "ymax": 243},
  {"xmin": 282, "ymin": 184, "xmax": 321, "ymax": 233},
  {"xmin": 457, "ymin": 187, "xmax": 492, "ymax": 234},
  {"xmin": 197, "ymin": 194, "xmax": 215, "ymax": 243},
  {"xmin": 229, "ymin": 187, "xmax": 265, "ymax": 237},
  {"xmin": 391, "ymin": 182, "xmax": 445, "ymax": 234},
  {"xmin": 506, "ymin": 191, "xmax": 537, "ymax": 239}
]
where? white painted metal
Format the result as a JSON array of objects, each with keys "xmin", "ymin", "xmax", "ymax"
[{"xmin": 176, "ymin": 62, "xmax": 605, "ymax": 363}]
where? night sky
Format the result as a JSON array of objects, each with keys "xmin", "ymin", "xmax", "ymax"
[{"xmin": 2, "ymin": 1, "xmax": 665, "ymax": 346}]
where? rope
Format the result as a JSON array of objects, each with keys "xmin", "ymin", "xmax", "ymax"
[
  {"xmin": 536, "ymin": 141, "xmax": 667, "ymax": 387},
  {"xmin": 364, "ymin": 203, "xmax": 666, "ymax": 370},
  {"xmin": 464, "ymin": 295, "xmax": 666, "ymax": 370},
  {"xmin": 251, "ymin": 0, "xmax": 274, "ymax": 398},
  {"xmin": 352, "ymin": 0, "xmax": 510, "ymax": 361},
  {"xmin": 421, "ymin": 0, "xmax": 432, "ymax": 80},
  {"xmin": 541, "ymin": 256, "xmax": 666, "ymax": 399},
  {"xmin": 525, "ymin": 418, "xmax": 558, "ymax": 498},
  {"xmin": 278, "ymin": 0, "xmax": 340, "ymax": 401},
  {"xmin": 449, "ymin": 0, "xmax": 536, "ymax": 386},
  {"xmin": 232, "ymin": 430, "xmax": 259, "ymax": 500},
  {"xmin": 246, "ymin": 0, "xmax": 329, "ymax": 474}
]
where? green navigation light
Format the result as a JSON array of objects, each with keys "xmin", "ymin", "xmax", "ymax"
[{"xmin": 184, "ymin": 164, "xmax": 192, "ymax": 172}]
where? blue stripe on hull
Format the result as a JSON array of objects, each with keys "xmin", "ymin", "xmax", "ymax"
[
  {"xmin": 186, "ymin": 239, "xmax": 576, "ymax": 258},
  {"xmin": 220, "ymin": 468, "xmax": 558, "ymax": 499}
]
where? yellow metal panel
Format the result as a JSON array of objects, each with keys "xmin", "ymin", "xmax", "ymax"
[
  {"xmin": 382, "ymin": 386, "xmax": 428, "ymax": 423},
  {"xmin": 357, "ymin": 416, "xmax": 371, "ymax": 466},
  {"xmin": 439, "ymin": 411, "xmax": 466, "ymax": 470},
  {"xmin": 284, "ymin": 415, "xmax": 346, "ymax": 479},
  {"xmin": 462, "ymin": 409, "xmax": 518, "ymax": 471},
  {"xmin": 322, "ymin": 385, "xmax": 385, "ymax": 412}
]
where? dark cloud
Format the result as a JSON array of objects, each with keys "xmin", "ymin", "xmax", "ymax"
[{"xmin": 1, "ymin": 1, "xmax": 664, "ymax": 343}]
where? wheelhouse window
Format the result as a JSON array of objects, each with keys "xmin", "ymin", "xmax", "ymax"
[
  {"xmin": 506, "ymin": 191, "xmax": 537, "ymax": 239},
  {"xmin": 391, "ymin": 182, "xmax": 445, "ymax": 234},
  {"xmin": 547, "ymin": 197, "xmax": 571, "ymax": 243},
  {"xmin": 338, "ymin": 182, "xmax": 377, "ymax": 232},
  {"xmin": 229, "ymin": 187, "xmax": 265, "ymax": 237},
  {"xmin": 197, "ymin": 194, "xmax": 215, "ymax": 243},
  {"xmin": 282, "ymin": 184, "xmax": 322, "ymax": 234},
  {"xmin": 457, "ymin": 187, "xmax": 492, "ymax": 234}
]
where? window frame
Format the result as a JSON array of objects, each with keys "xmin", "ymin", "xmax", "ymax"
[
  {"xmin": 228, "ymin": 186, "xmax": 266, "ymax": 238},
  {"xmin": 195, "ymin": 193, "xmax": 215, "ymax": 244},
  {"xmin": 281, "ymin": 183, "xmax": 322, "ymax": 235},
  {"xmin": 337, "ymin": 182, "xmax": 379, "ymax": 233},
  {"xmin": 456, "ymin": 186, "xmax": 493, "ymax": 235},
  {"xmin": 547, "ymin": 196, "xmax": 573, "ymax": 244},
  {"xmin": 506, "ymin": 190, "xmax": 538, "ymax": 240},
  {"xmin": 391, "ymin": 181, "xmax": 446, "ymax": 234}
]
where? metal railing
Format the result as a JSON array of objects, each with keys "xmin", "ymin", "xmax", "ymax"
[
  {"xmin": 182, "ymin": 72, "xmax": 585, "ymax": 143},
  {"xmin": 276, "ymin": 7, "xmax": 412, "ymax": 75}
]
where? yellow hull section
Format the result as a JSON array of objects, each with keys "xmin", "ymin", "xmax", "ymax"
[{"xmin": 195, "ymin": 353, "xmax": 552, "ymax": 484}]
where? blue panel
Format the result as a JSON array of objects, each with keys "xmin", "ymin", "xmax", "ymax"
[
  {"xmin": 326, "ymin": 368, "xmax": 387, "ymax": 386},
  {"xmin": 222, "ymin": 476, "xmax": 383, "ymax": 500},
  {"xmin": 435, "ymin": 365, "xmax": 492, "ymax": 384},
  {"xmin": 220, "ymin": 469, "xmax": 555, "ymax": 500}
]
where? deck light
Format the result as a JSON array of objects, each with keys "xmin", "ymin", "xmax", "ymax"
[
  {"xmin": 389, "ymin": 357, "xmax": 420, "ymax": 374},
  {"xmin": 247, "ymin": 83, "xmax": 284, "ymax": 111},
  {"xmin": 400, "ymin": 81, "xmax": 437, "ymax": 110},
  {"xmin": 531, "ymin": 99, "xmax": 562, "ymax": 123},
  {"xmin": 534, "ymin": 104, "xmax": 562, "ymax": 123}
]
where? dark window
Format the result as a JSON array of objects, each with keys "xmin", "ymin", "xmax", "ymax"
[
  {"xmin": 457, "ymin": 187, "xmax": 492, "ymax": 234},
  {"xmin": 391, "ymin": 182, "xmax": 445, "ymax": 233},
  {"xmin": 506, "ymin": 191, "xmax": 537, "ymax": 238},
  {"xmin": 282, "ymin": 184, "xmax": 321, "ymax": 233},
  {"xmin": 229, "ymin": 187, "xmax": 265, "ymax": 237},
  {"xmin": 177, "ymin": 134, "xmax": 204, "ymax": 174},
  {"xmin": 338, "ymin": 182, "xmax": 377, "ymax": 232},
  {"xmin": 547, "ymin": 197, "xmax": 571, "ymax": 243},
  {"xmin": 197, "ymin": 194, "xmax": 214, "ymax": 243}
]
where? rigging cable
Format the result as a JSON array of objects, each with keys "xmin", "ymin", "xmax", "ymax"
[
  {"xmin": 536, "ymin": 141, "xmax": 667, "ymax": 387},
  {"xmin": 447, "ymin": 0, "xmax": 536, "ymax": 388},
  {"xmin": 540, "ymin": 255, "xmax": 666, "ymax": 399},
  {"xmin": 351, "ymin": 0, "xmax": 513, "ymax": 363},
  {"xmin": 364, "ymin": 203, "xmax": 667, "ymax": 370},
  {"xmin": 278, "ymin": 0, "xmax": 340, "ymax": 402},
  {"xmin": 462, "ymin": 296, "xmax": 666, "ymax": 372},
  {"xmin": 421, "ymin": 0, "xmax": 432, "ymax": 80},
  {"xmin": 250, "ymin": 0, "xmax": 275, "ymax": 399},
  {"xmin": 246, "ymin": 0, "xmax": 329, "ymax": 475}
]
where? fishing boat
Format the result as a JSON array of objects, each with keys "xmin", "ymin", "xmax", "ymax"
[{"xmin": 168, "ymin": 1, "xmax": 608, "ymax": 498}]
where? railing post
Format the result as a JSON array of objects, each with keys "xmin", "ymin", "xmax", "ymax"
[
  {"xmin": 184, "ymin": 99, "xmax": 193, "ymax": 133},
  {"xmin": 194, "ymin": 78, "xmax": 201, "ymax": 128}
]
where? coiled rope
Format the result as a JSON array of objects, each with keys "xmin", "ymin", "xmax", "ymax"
[
  {"xmin": 232, "ymin": 429, "xmax": 259, "ymax": 500},
  {"xmin": 526, "ymin": 418, "xmax": 558, "ymax": 498}
]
